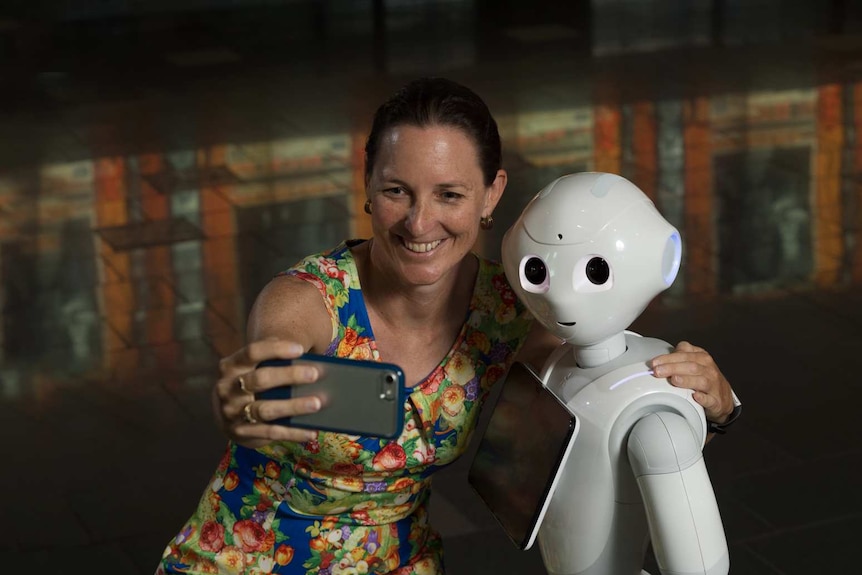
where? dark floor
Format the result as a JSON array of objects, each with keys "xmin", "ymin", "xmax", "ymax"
[{"xmin": 1, "ymin": 1, "xmax": 861, "ymax": 574}]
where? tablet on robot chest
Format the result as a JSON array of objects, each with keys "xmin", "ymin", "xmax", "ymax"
[{"xmin": 468, "ymin": 361, "xmax": 579, "ymax": 550}]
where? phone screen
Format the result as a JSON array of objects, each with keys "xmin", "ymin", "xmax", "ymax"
[{"xmin": 468, "ymin": 362, "xmax": 578, "ymax": 550}]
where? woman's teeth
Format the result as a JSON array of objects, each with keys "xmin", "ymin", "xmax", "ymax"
[{"xmin": 404, "ymin": 239, "xmax": 442, "ymax": 253}]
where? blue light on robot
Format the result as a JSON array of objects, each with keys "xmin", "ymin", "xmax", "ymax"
[
  {"xmin": 663, "ymin": 231, "xmax": 682, "ymax": 286},
  {"xmin": 609, "ymin": 370, "xmax": 654, "ymax": 391}
]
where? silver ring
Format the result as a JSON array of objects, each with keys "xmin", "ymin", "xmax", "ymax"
[
  {"xmin": 243, "ymin": 402, "xmax": 258, "ymax": 424},
  {"xmin": 238, "ymin": 375, "xmax": 248, "ymax": 393}
]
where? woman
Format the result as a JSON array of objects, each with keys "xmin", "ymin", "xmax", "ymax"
[{"xmin": 157, "ymin": 77, "xmax": 736, "ymax": 575}]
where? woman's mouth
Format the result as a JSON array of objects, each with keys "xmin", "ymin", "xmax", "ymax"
[{"xmin": 403, "ymin": 239, "xmax": 443, "ymax": 253}]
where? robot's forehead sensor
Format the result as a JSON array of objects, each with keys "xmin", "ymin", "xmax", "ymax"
[{"xmin": 521, "ymin": 173, "xmax": 644, "ymax": 245}]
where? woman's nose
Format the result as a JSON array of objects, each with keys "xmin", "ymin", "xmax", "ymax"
[{"xmin": 404, "ymin": 200, "xmax": 434, "ymax": 235}]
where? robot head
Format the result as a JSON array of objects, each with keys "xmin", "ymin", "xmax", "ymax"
[{"xmin": 502, "ymin": 173, "xmax": 681, "ymax": 346}]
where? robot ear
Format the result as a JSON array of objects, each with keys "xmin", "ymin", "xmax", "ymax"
[{"xmin": 662, "ymin": 231, "xmax": 682, "ymax": 287}]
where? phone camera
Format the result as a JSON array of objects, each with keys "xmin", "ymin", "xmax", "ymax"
[{"xmin": 380, "ymin": 371, "xmax": 398, "ymax": 400}]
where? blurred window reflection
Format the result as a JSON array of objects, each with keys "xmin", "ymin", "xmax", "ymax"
[{"xmin": 1, "ymin": 79, "xmax": 860, "ymax": 394}]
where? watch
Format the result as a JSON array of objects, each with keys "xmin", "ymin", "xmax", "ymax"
[{"xmin": 707, "ymin": 391, "xmax": 742, "ymax": 435}]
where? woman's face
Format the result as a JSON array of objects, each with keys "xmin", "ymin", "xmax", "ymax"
[{"xmin": 366, "ymin": 124, "xmax": 506, "ymax": 288}]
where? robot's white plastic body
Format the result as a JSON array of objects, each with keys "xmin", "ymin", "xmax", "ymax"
[{"xmin": 502, "ymin": 173, "xmax": 729, "ymax": 575}]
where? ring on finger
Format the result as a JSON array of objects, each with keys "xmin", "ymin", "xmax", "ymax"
[
  {"xmin": 243, "ymin": 402, "xmax": 258, "ymax": 424},
  {"xmin": 237, "ymin": 375, "xmax": 249, "ymax": 393}
]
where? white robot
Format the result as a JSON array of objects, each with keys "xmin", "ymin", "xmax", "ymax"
[{"xmin": 501, "ymin": 172, "xmax": 730, "ymax": 575}]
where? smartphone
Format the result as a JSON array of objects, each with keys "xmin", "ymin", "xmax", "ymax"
[
  {"xmin": 254, "ymin": 354, "xmax": 406, "ymax": 439},
  {"xmin": 468, "ymin": 361, "xmax": 579, "ymax": 550}
]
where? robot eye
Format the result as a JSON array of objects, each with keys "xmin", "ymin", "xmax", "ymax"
[
  {"xmin": 519, "ymin": 255, "xmax": 550, "ymax": 293},
  {"xmin": 573, "ymin": 254, "xmax": 613, "ymax": 293},
  {"xmin": 524, "ymin": 257, "xmax": 547, "ymax": 285},
  {"xmin": 585, "ymin": 257, "xmax": 610, "ymax": 284}
]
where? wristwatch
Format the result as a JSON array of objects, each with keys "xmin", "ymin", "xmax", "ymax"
[{"xmin": 707, "ymin": 390, "xmax": 742, "ymax": 435}]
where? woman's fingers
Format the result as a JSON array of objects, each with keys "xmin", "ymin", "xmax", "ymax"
[
  {"xmin": 218, "ymin": 389, "xmax": 321, "ymax": 448},
  {"xmin": 650, "ymin": 341, "xmax": 734, "ymax": 423},
  {"xmin": 212, "ymin": 338, "xmax": 324, "ymax": 448},
  {"xmin": 219, "ymin": 338, "xmax": 305, "ymax": 379},
  {"xmin": 250, "ymin": 363, "xmax": 320, "ymax": 393},
  {"xmin": 229, "ymin": 397, "xmax": 321, "ymax": 448},
  {"xmin": 241, "ymin": 397, "xmax": 322, "ymax": 426}
]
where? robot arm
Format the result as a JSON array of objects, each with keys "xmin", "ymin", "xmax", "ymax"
[{"xmin": 627, "ymin": 412, "xmax": 729, "ymax": 575}]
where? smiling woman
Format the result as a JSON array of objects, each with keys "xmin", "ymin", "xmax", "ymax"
[
  {"xmin": 155, "ymin": 77, "xmax": 537, "ymax": 575},
  {"xmin": 155, "ymin": 77, "xmax": 736, "ymax": 575},
  {"xmin": 362, "ymin": 123, "xmax": 506, "ymax": 293}
]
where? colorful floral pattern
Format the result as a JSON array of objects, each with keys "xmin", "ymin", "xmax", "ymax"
[{"xmin": 157, "ymin": 240, "xmax": 532, "ymax": 574}]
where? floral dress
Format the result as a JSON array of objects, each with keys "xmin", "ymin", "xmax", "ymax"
[{"xmin": 157, "ymin": 240, "xmax": 533, "ymax": 575}]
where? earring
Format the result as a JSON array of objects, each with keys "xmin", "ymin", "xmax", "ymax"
[
  {"xmin": 364, "ymin": 200, "xmax": 372, "ymax": 215},
  {"xmin": 480, "ymin": 215, "xmax": 494, "ymax": 230}
]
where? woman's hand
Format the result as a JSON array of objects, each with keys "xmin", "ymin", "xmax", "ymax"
[
  {"xmin": 213, "ymin": 338, "xmax": 322, "ymax": 449},
  {"xmin": 649, "ymin": 341, "xmax": 735, "ymax": 425}
]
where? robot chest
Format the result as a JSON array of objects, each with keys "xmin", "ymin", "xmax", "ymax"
[{"xmin": 549, "ymin": 364, "xmax": 701, "ymax": 432}]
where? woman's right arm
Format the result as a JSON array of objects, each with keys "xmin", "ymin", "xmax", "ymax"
[{"xmin": 212, "ymin": 274, "xmax": 334, "ymax": 448}]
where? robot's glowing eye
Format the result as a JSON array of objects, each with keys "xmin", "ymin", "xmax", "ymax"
[
  {"xmin": 573, "ymin": 254, "xmax": 613, "ymax": 293},
  {"xmin": 519, "ymin": 255, "xmax": 550, "ymax": 293},
  {"xmin": 585, "ymin": 257, "xmax": 610, "ymax": 285}
]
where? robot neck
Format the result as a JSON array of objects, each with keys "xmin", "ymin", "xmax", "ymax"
[{"xmin": 574, "ymin": 332, "xmax": 627, "ymax": 368}]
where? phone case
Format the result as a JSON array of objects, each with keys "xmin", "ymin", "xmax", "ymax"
[{"xmin": 255, "ymin": 354, "xmax": 406, "ymax": 439}]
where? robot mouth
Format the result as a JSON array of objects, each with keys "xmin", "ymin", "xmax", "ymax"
[{"xmin": 557, "ymin": 321, "xmax": 576, "ymax": 327}]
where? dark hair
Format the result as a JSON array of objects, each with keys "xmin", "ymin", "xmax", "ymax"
[{"xmin": 364, "ymin": 77, "xmax": 502, "ymax": 187}]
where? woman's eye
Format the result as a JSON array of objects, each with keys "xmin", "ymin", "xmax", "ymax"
[
  {"xmin": 441, "ymin": 191, "xmax": 463, "ymax": 200},
  {"xmin": 384, "ymin": 186, "xmax": 406, "ymax": 195}
]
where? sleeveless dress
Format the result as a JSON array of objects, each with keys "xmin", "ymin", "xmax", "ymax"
[{"xmin": 157, "ymin": 240, "xmax": 533, "ymax": 575}]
